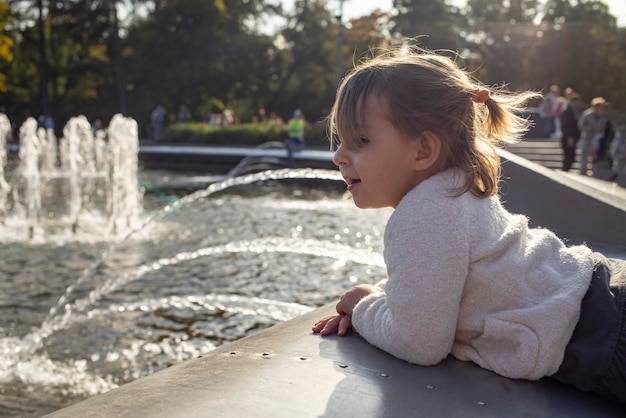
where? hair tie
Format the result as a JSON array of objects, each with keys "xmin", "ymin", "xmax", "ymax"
[{"xmin": 471, "ymin": 89, "xmax": 490, "ymax": 104}]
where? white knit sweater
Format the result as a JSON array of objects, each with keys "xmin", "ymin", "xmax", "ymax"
[{"xmin": 351, "ymin": 169, "xmax": 594, "ymax": 380}]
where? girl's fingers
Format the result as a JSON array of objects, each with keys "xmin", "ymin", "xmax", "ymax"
[
  {"xmin": 314, "ymin": 315, "xmax": 335, "ymax": 324},
  {"xmin": 312, "ymin": 315, "xmax": 335, "ymax": 330},
  {"xmin": 337, "ymin": 315, "xmax": 352, "ymax": 336},
  {"xmin": 312, "ymin": 316, "xmax": 334, "ymax": 332},
  {"xmin": 312, "ymin": 314, "xmax": 352, "ymax": 336},
  {"xmin": 321, "ymin": 316, "xmax": 340, "ymax": 335}
]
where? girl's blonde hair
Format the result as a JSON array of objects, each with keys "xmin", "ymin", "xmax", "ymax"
[{"xmin": 328, "ymin": 47, "xmax": 540, "ymax": 197}]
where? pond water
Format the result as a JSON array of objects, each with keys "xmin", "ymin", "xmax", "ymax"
[{"xmin": 0, "ymin": 168, "xmax": 393, "ymax": 417}]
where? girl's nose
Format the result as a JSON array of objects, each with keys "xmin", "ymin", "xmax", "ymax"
[{"xmin": 332, "ymin": 143, "xmax": 349, "ymax": 167}]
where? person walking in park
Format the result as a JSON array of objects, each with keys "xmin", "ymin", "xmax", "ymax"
[
  {"xmin": 151, "ymin": 105, "xmax": 167, "ymax": 141},
  {"xmin": 177, "ymin": 104, "xmax": 191, "ymax": 123},
  {"xmin": 287, "ymin": 109, "xmax": 305, "ymax": 152},
  {"xmin": 541, "ymin": 85, "xmax": 565, "ymax": 138},
  {"xmin": 578, "ymin": 97, "xmax": 608, "ymax": 175},
  {"xmin": 610, "ymin": 124, "xmax": 626, "ymax": 183},
  {"xmin": 312, "ymin": 47, "xmax": 626, "ymax": 403},
  {"xmin": 560, "ymin": 93, "xmax": 583, "ymax": 171},
  {"xmin": 596, "ymin": 101, "xmax": 616, "ymax": 166}
]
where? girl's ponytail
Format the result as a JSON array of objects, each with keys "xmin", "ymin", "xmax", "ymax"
[{"xmin": 466, "ymin": 87, "xmax": 541, "ymax": 196}]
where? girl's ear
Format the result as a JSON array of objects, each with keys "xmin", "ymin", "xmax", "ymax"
[{"xmin": 412, "ymin": 130, "xmax": 441, "ymax": 171}]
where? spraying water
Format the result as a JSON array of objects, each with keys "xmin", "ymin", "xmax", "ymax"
[
  {"xmin": 0, "ymin": 113, "xmax": 11, "ymax": 219},
  {"xmin": 14, "ymin": 167, "xmax": 353, "ymax": 354},
  {"xmin": 0, "ymin": 130, "xmax": 392, "ymax": 417},
  {"xmin": 0, "ymin": 113, "xmax": 142, "ymax": 242}
]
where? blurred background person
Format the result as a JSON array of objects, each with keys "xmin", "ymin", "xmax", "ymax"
[
  {"xmin": 287, "ymin": 109, "xmax": 305, "ymax": 152},
  {"xmin": 560, "ymin": 93, "xmax": 583, "ymax": 172},
  {"xmin": 578, "ymin": 97, "xmax": 608, "ymax": 175}
]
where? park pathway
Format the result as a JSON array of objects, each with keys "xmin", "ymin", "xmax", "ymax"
[
  {"xmin": 505, "ymin": 138, "xmax": 576, "ymax": 171},
  {"xmin": 505, "ymin": 137, "xmax": 626, "ymax": 203}
]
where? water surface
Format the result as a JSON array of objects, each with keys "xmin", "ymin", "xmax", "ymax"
[{"xmin": 0, "ymin": 169, "xmax": 392, "ymax": 417}]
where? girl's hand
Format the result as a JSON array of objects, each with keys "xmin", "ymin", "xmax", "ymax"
[
  {"xmin": 312, "ymin": 284, "xmax": 380, "ymax": 336},
  {"xmin": 312, "ymin": 314, "xmax": 352, "ymax": 336},
  {"xmin": 336, "ymin": 284, "xmax": 380, "ymax": 316}
]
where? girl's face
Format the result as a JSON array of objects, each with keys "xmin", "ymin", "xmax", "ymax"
[{"xmin": 332, "ymin": 95, "xmax": 431, "ymax": 209}]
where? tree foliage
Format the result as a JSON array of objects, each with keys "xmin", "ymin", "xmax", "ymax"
[
  {"xmin": 392, "ymin": 0, "xmax": 467, "ymax": 51},
  {"xmin": 0, "ymin": 0, "xmax": 625, "ymax": 135},
  {"xmin": 124, "ymin": 0, "xmax": 279, "ymax": 131},
  {"xmin": 0, "ymin": 1, "xmax": 13, "ymax": 94}
]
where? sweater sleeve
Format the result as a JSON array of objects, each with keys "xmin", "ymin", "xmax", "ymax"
[{"xmin": 351, "ymin": 186, "xmax": 470, "ymax": 366}]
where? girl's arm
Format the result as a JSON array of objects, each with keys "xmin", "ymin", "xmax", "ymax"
[{"xmin": 351, "ymin": 194, "xmax": 470, "ymax": 366}]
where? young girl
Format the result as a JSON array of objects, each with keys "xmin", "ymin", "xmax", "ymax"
[{"xmin": 312, "ymin": 48, "xmax": 625, "ymax": 402}]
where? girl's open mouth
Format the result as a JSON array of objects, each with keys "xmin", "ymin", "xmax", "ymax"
[{"xmin": 346, "ymin": 178, "xmax": 361, "ymax": 191}]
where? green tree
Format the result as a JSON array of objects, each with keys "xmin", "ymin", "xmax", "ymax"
[
  {"xmin": 466, "ymin": 0, "xmax": 539, "ymax": 24},
  {"xmin": 2, "ymin": 0, "xmax": 131, "ymax": 126},
  {"xmin": 267, "ymin": 0, "xmax": 338, "ymax": 122},
  {"xmin": 3, "ymin": 0, "xmax": 625, "ymax": 131},
  {"xmin": 2, "ymin": 1, "xmax": 45, "ymax": 123},
  {"xmin": 460, "ymin": 0, "xmax": 626, "ymax": 119},
  {"xmin": 0, "ymin": 1, "xmax": 14, "ymax": 94},
  {"xmin": 536, "ymin": 0, "xmax": 626, "ymax": 112},
  {"xmin": 124, "ymin": 0, "xmax": 278, "ymax": 132},
  {"xmin": 392, "ymin": 0, "xmax": 466, "ymax": 51},
  {"xmin": 463, "ymin": 0, "xmax": 543, "ymax": 91},
  {"xmin": 342, "ymin": 10, "xmax": 395, "ymax": 67}
]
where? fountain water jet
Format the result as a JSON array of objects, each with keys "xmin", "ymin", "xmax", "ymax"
[
  {"xmin": 17, "ymin": 168, "xmax": 346, "ymax": 355},
  {"xmin": 0, "ymin": 166, "xmax": 388, "ymax": 417},
  {"xmin": 0, "ymin": 113, "xmax": 142, "ymax": 242},
  {"xmin": 1, "ymin": 112, "xmax": 390, "ymax": 416},
  {"xmin": 0, "ymin": 113, "xmax": 11, "ymax": 219}
]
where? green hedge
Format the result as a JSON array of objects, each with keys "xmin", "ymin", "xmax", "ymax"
[{"xmin": 161, "ymin": 122, "xmax": 332, "ymax": 149}]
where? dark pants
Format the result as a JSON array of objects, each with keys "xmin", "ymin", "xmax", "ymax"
[
  {"xmin": 561, "ymin": 136, "xmax": 578, "ymax": 171},
  {"xmin": 552, "ymin": 253, "xmax": 626, "ymax": 402},
  {"xmin": 287, "ymin": 137, "xmax": 304, "ymax": 152},
  {"xmin": 285, "ymin": 138, "xmax": 304, "ymax": 168}
]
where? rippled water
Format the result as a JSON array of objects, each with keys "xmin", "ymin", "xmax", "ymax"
[{"xmin": 0, "ymin": 169, "xmax": 392, "ymax": 417}]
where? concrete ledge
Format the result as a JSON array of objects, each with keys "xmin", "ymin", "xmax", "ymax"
[
  {"xmin": 138, "ymin": 144, "xmax": 336, "ymax": 172},
  {"xmin": 46, "ymin": 304, "xmax": 624, "ymax": 417},
  {"xmin": 498, "ymin": 149, "xmax": 626, "ymax": 248}
]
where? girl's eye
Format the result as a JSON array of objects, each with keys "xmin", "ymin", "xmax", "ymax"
[{"xmin": 356, "ymin": 137, "xmax": 370, "ymax": 146}]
